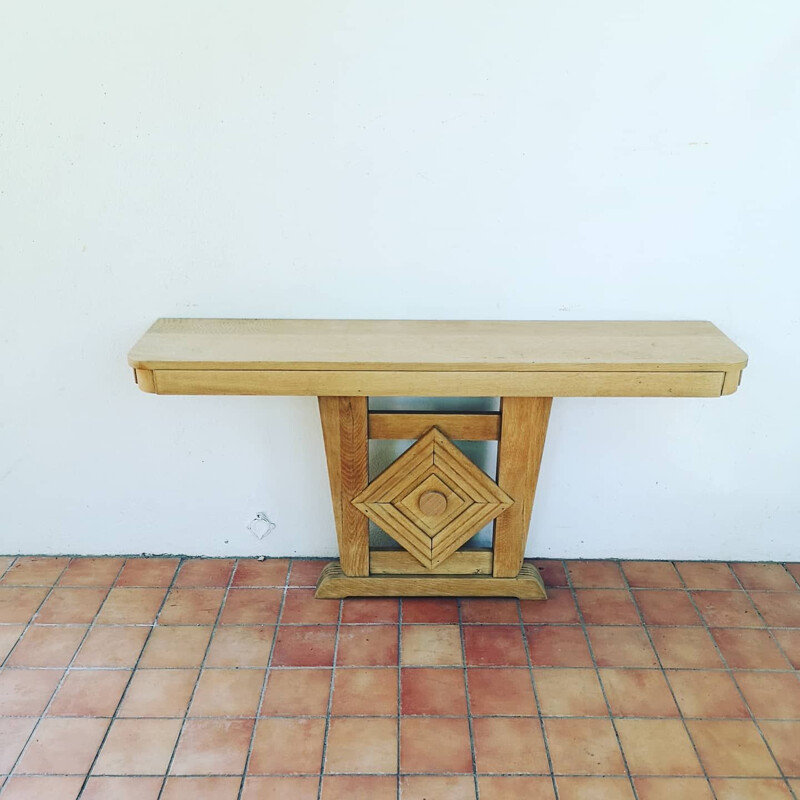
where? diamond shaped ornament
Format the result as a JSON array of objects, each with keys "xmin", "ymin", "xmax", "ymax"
[{"xmin": 352, "ymin": 427, "xmax": 514, "ymax": 569}]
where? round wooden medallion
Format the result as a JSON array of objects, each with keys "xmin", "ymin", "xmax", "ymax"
[{"xmin": 418, "ymin": 490, "xmax": 448, "ymax": 516}]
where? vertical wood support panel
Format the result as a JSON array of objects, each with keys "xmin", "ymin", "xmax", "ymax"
[
  {"xmin": 318, "ymin": 396, "xmax": 370, "ymax": 576},
  {"xmin": 492, "ymin": 397, "xmax": 552, "ymax": 577}
]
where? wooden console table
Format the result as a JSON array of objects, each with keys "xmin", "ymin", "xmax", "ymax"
[{"xmin": 128, "ymin": 319, "xmax": 747, "ymax": 600}]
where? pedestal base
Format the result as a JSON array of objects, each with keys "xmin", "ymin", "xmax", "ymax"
[{"xmin": 315, "ymin": 562, "xmax": 547, "ymax": 599}]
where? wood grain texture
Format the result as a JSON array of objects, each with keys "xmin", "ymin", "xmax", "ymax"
[
  {"xmin": 315, "ymin": 561, "xmax": 546, "ymax": 598},
  {"xmin": 369, "ymin": 549, "xmax": 493, "ymax": 575},
  {"xmin": 369, "ymin": 412, "xmax": 501, "ymax": 440},
  {"xmin": 318, "ymin": 397, "xmax": 369, "ymax": 576},
  {"xmin": 141, "ymin": 368, "xmax": 727, "ymax": 398},
  {"xmin": 492, "ymin": 397, "xmax": 552, "ymax": 578}
]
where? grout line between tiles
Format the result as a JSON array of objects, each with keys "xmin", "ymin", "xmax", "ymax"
[
  {"xmin": 236, "ymin": 558, "xmax": 292, "ymax": 800},
  {"xmin": 457, "ymin": 598, "xmax": 481, "ymax": 800}
]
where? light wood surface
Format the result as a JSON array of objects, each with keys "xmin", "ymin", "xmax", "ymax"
[
  {"xmin": 318, "ymin": 397, "xmax": 370, "ymax": 576},
  {"xmin": 315, "ymin": 562, "xmax": 546, "ymax": 598},
  {"xmin": 368, "ymin": 549, "xmax": 493, "ymax": 575},
  {"xmin": 368, "ymin": 412, "xmax": 501, "ymax": 441},
  {"xmin": 493, "ymin": 397, "xmax": 552, "ymax": 577},
  {"xmin": 129, "ymin": 319, "xmax": 746, "ymax": 398}
]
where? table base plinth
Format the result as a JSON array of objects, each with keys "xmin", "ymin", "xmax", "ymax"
[{"xmin": 315, "ymin": 562, "xmax": 547, "ymax": 599}]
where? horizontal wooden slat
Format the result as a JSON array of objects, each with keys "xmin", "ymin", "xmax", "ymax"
[
  {"xmin": 369, "ymin": 549, "xmax": 493, "ymax": 575},
  {"xmin": 368, "ymin": 412, "xmax": 500, "ymax": 441},
  {"xmin": 144, "ymin": 369, "xmax": 727, "ymax": 398}
]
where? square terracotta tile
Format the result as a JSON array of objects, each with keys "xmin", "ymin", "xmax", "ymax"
[
  {"xmin": 401, "ymin": 717, "xmax": 472, "ymax": 773},
  {"xmin": 241, "ymin": 776, "xmax": 318, "ymax": 799},
  {"xmin": 93, "ymin": 718, "xmax": 182, "ymax": 774},
  {"xmin": 615, "ymin": 719, "xmax": 703, "ymax": 776},
  {"xmin": 567, "ymin": 561, "xmax": 625, "ymax": 588},
  {"xmin": 0, "ymin": 624, "xmax": 24, "ymax": 660},
  {"xmin": 171, "ymin": 718, "xmax": 254, "ymax": 774},
  {"xmin": 0, "ymin": 555, "xmax": 13, "ymax": 573},
  {"xmin": 576, "ymin": 589, "xmax": 640, "ymax": 625},
  {"xmin": 710, "ymin": 778, "xmax": 794, "ymax": 799},
  {"xmin": 189, "ymin": 668, "xmax": 265, "ymax": 717},
  {"xmin": 401, "ymin": 625, "xmax": 463, "ymax": 666},
  {"xmin": 461, "ymin": 598, "xmax": 520, "ymax": 623},
  {"xmin": 96, "ymin": 587, "xmax": 167, "ymax": 624},
  {"xmin": 118, "ymin": 669, "xmax": 198, "ymax": 717},
  {"xmin": 731, "ymin": 563, "xmax": 798, "ymax": 592},
  {"xmin": 712, "ymin": 629, "xmax": 791, "ymax": 670},
  {"xmin": 401, "ymin": 667, "xmax": 465, "ymax": 716},
  {"xmin": 600, "ymin": 669, "xmax": 679, "ymax": 717},
  {"xmin": 331, "ymin": 667, "xmax": 397, "ymax": 715},
  {"xmin": 526, "ymin": 626, "xmax": 593, "ymax": 667},
  {"xmin": 686, "ymin": 720, "xmax": 781, "ymax": 776},
  {"xmin": 336, "ymin": 625, "xmax": 398, "ymax": 666},
  {"xmin": 734, "ymin": 672, "xmax": 800, "ymax": 719},
  {"xmin": 759, "ymin": 721, "xmax": 800, "ymax": 776},
  {"xmin": 786, "ymin": 563, "xmax": 800, "ymax": 584},
  {"xmin": 401, "ymin": 598, "xmax": 459, "ymax": 623},
  {"xmin": 633, "ymin": 777, "xmax": 714, "ymax": 799},
  {"xmin": 676, "ymin": 562, "xmax": 739, "ymax": 590},
  {"xmin": 157, "ymin": 588, "xmax": 225, "ymax": 625},
  {"xmin": 248, "ymin": 718, "xmax": 325, "ymax": 774},
  {"xmin": 634, "ymin": 590, "xmax": 701, "ymax": 626},
  {"xmin": 174, "ymin": 559, "xmax": 235, "ymax": 587},
  {"xmin": 667, "ymin": 670, "xmax": 749, "ymax": 718},
  {"xmin": 37, "ymin": 588, "xmax": 108, "ymax": 624},
  {"xmin": 0, "ymin": 587, "xmax": 49, "ymax": 623},
  {"xmin": 205, "ymin": 625, "xmax": 275, "ymax": 667},
  {"xmin": 0, "ymin": 669, "xmax": 63, "ymax": 715},
  {"xmin": 115, "ymin": 558, "xmax": 179, "ymax": 587},
  {"xmin": 0, "ymin": 717, "xmax": 38, "ymax": 772},
  {"xmin": 463, "ymin": 625, "xmax": 527, "ymax": 666},
  {"xmin": 288, "ymin": 560, "xmax": 327, "ymax": 587},
  {"xmin": 533, "ymin": 669, "xmax": 608, "ymax": 717},
  {"xmin": 326, "ymin": 717, "xmax": 397, "ymax": 773},
  {"xmin": 219, "ymin": 588, "xmax": 282, "ymax": 624},
  {"xmin": 57, "ymin": 558, "xmax": 124, "ymax": 587},
  {"xmin": 772, "ymin": 630, "xmax": 800, "ymax": 669},
  {"xmin": 82, "ymin": 777, "xmax": 163, "ymax": 799},
  {"xmin": 468, "ymin": 667, "xmax": 536, "ymax": 715},
  {"xmin": 322, "ymin": 775, "xmax": 396, "ymax": 799},
  {"xmin": 1, "ymin": 557, "xmax": 69, "ymax": 586},
  {"xmin": 587, "ymin": 626, "xmax": 658, "ymax": 667},
  {"xmin": 341, "ymin": 597, "xmax": 398, "ymax": 623},
  {"xmin": 405, "ymin": 775, "xmax": 480, "ymax": 800},
  {"xmin": 6, "ymin": 625, "xmax": 88, "ymax": 667},
  {"xmin": 750, "ymin": 593, "xmax": 800, "ymax": 628},
  {"xmin": 0, "ymin": 776, "xmax": 85, "ymax": 799},
  {"xmin": 48, "ymin": 669, "xmax": 131, "ymax": 716},
  {"xmin": 271, "ymin": 626, "xmax": 336, "ymax": 667},
  {"xmin": 232, "ymin": 558, "xmax": 289, "ymax": 587},
  {"xmin": 478, "ymin": 775, "xmax": 556, "ymax": 799},
  {"xmin": 74, "ymin": 625, "xmax": 150, "ymax": 668},
  {"xmin": 649, "ymin": 627, "xmax": 724, "ymax": 669},
  {"xmin": 281, "ymin": 589, "xmax": 339, "ymax": 624},
  {"xmin": 537, "ymin": 718, "xmax": 619, "ymax": 774},
  {"xmin": 139, "ymin": 625, "xmax": 213, "ymax": 668},
  {"xmin": 692, "ymin": 591, "xmax": 763, "ymax": 628},
  {"xmin": 17, "ymin": 717, "xmax": 109, "ymax": 774},
  {"xmin": 261, "ymin": 668, "xmax": 330, "ymax": 716},
  {"xmin": 161, "ymin": 776, "xmax": 241, "ymax": 800},
  {"xmin": 622, "ymin": 561, "xmax": 682, "ymax": 589},
  {"xmin": 520, "ymin": 589, "xmax": 580, "ymax": 624},
  {"xmin": 556, "ymin": 777, "xmax": 635, "ymax": 799},
  {"xmin": 531, "ymin": 559, "xmax": 568, "ymax": 587}
]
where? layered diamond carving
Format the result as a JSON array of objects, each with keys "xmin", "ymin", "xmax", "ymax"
[{"xmin": 352, "ymin": 427, "xmax": 514, "ymax": 569}]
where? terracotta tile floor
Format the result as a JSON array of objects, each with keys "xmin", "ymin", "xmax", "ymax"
[{"xmin": 0, "ymin": 556, "xmax": 798, "ymax": 799}]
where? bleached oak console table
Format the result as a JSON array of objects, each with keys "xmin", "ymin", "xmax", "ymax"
[{"xmin": 128, "ymin": 319, "xmax": 747, "ymax": 600}]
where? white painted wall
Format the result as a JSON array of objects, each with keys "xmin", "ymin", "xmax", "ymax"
[{"xmin": 2, "ymin": 1, "xmax": 798, "ymax": 560}]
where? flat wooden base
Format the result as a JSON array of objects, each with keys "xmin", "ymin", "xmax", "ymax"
[{"xmin": 315, "ymin": 562, "xmax": 547, "ymax": 599}]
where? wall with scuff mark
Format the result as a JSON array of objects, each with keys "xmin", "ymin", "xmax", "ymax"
[{"xmin": 1, "ymin": 1, "xmax": 798, "ymax": 558}]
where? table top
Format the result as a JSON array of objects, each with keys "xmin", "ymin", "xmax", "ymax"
[{"xmin": 128, "ymin": 318, "xmax": 747, "ymax": 398}]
